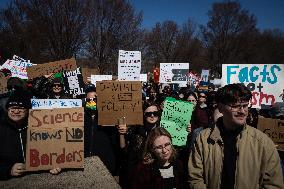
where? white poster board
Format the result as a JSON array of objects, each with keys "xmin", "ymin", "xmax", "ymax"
[
  {"xmin": 159, "ymin": 63, "xmax": 189, "ymax": 84},
  {"xmin": 201, "ymin": 69, "xmax": 209, "ymax": 82},
  {"xmin": 118, "ymin": 50, "xmax": 141, "ymax": 81},
  {"xmin": 90, "ymin": 75, "xmax": 113, "ymax": 86},
  {"xmin": 1, "ymin": 58, "xmax": 34, "ymax": 79},
  {"xmin": 140, "ymin": 74, "xmax": 147, "ymax": 82},
  {"xmin": 31, "ymin": 99, "xmax": 82, "ymax": 109},
  {"xmin": 222, "ymin": 64, "xmax": 284, "ymax": 109}
]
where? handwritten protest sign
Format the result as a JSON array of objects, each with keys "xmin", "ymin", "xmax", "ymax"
[
  {"xmin": 31, "ymin": 99, "xmax": 82, "ymax": 109},
  {"xmin": 160, "ymin": 97, "xmax": 194, "ymax": 146},
  {"xmin": 118, "ymin": 50, "xmax": 141, "ymax": 81},
  {"xmin": 97, "ymin": 81, "xmax": 143, "ymax": 125},
  {"xmin": 187, "ymin": 72, "xmax": 201, "ymax": 87},
  {"xmin": 201, "ymin": 69, "xmax": 209, "ymax": 82},
  {"xmin": 257, "ymin": 117, "xmax": 284, "ymax": 151},
  {"xmin": 81, "ymin": 67, "xmax": 98, "ymax": 83},
  {"xmin": 91, "ymin": 75, "xmax": 113, "ymax": 86},
  {"xmin": 222, "ymin": 64, "xmax": 284, "ymax": 109},
  {"xmin": 1, "ymin": 59, "xmax": 34, "ymax": 79},
  {"xmin": 0, "ymin": 72, "xmax": 8, "ymax": 94},
  {"xmin": 63, "ymin": 68, "xmax": 85, "ymax": 97},
  {"xmin": 26, "ymin": 108, "xmax": 84, "ymax": 171},
  {"xmin": 27, "ymin": 58, "xmax": 77, "ymax": 79},
  {"xmin": 159, "ymin": 63, "xmax": 189, "ymax": 84}
]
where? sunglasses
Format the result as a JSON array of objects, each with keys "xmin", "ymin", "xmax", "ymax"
[
  {"xmin": 144, "ymin": 111, "xmax": 160, "ymax": 117},
  {"xmin": 53, "ymin": 84, "xmax": 62, "ymax": 87},
  {"xmin": 199, "ymin": 95, "xmax": 206, "ymax": 98}
]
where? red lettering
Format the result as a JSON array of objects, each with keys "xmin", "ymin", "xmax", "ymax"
[
  {"xmin": 66, "ymin": 153, "xmax": 73, "ymax": 162},
  {"xmin": 30, "ymin": 149, "xmax": 40, "ymax": 167},
  {"xmin": 56, "ymin": 148, "xmax": 65, "ymax": 164},
  {"xmin": 41, "ymin": 154, "xmax": 49, "ymax": 165}
]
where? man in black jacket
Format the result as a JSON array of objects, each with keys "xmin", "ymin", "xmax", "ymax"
[{"xmin": 0, "ymin": 90, "xmax": 31, "ymax": 180}]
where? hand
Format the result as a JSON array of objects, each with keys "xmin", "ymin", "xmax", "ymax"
[
  {"xmin": 118, "ymin": 124, "xmax": 127, "ymax": 135},
  {"xmin": 50, "ymin": 167, "xmax": 61, "ymax": 175},
  {"xmin": 11, "ymin": 163, "xmax": 25, "ymax": 177},
  {"xmin": 186, "ymin": 124, "xmax": 191, "ymax": 133}
]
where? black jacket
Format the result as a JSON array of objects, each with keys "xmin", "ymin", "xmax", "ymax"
[
  {"xmin": 84, "ymin": 109, "xmax": 119, "ymax": 175},
  {"xmin": 0, "ymin": 118, "xmax": 28, "ymax": 180}
]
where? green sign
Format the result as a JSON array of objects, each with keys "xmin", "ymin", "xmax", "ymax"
[{"xmin": 160, "ymin": 97, "xmax": 194, "ymax": 146}]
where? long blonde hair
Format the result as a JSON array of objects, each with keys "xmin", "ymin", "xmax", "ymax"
[{"xmin": 142, "ymin": 127, "xmax": 177, "ymax": 164}]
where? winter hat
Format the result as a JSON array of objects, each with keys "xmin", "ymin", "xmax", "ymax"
[
  {"xmin": 6, "ymin": 90, "xmax": 32, "ymax": 109},
  {"xmin": 85, "ymin": 84, "xmax": 96, "ymax": 93}
]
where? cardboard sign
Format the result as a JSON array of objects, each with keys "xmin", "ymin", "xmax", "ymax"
[
  {"xmin": 222, "ymin": 64, "xmax": 284, "ymax": 109},
  {"xmin": 257, "ymin": 117, "xmax": 284, "ymax": 150},
  {"xmin": 63, "ymin": 68, "xmax": 85, "ymax": 97},
  {"xmin": 159, "ymin": 63, "xmax": 189, "ymax": 84},
  {"xmin": 26, "ymin": 108, "xmax": 84, "ymax": 171},
  {"xmin": 91, "ymin": 75, "xmax": 113, "ymax": 86},
  {"xmin": 31, "ymin": 99, "xmax": 82, "ymax": 109},
  {"xmin": 0, "ymin": 73, "xmax": 8, "ymax": 94},
  {"xmin": 97, "ymin": 81, "xmax": 143, "ymax": 125},
  {"xmin": 118, "ymin": 50, "xmax": 141, "ymax": 81},
  {"xmin": 1, "ymin": 59, "xmax": 34, "ymax": 79},
  {"xmin": 160, "ymin": 97, "xmax": 194, "ymax": 146},
  {"xmin": 27, "ymin": 58, "xmax": 77, "ymax": 79},
  {"xmin": 81, "ymin": 67, "xmax": 98, "ymax": 83}
]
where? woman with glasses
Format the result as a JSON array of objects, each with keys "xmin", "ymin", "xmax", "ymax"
[
  {"xmin": 130, "ymin": 127, "xmax": 187, "ymax": 189},
  {"xmin": 118, "ymin": 101, "xmax": 161, "ymax": 189}
]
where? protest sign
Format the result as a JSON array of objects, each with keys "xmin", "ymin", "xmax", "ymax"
[
  {"xmin": 1, "ymin": 59, "xmax": 34, "ymax": 79},
  {"xmin": 201, "ymin": 69, "xmax": 209, "ymax": 82},
  {"xmin": 31, "ymin": 99, "xmax": 82, "ymax": 109},
  {"xmin": 26, "ymin": 107, "xmax": 84, "ymax": 171},
  {"xmin": 187, "ymin": 72, "xmax": 201, "ymax": 87},
  {"xmin": 222, "ymin": 64, "xmax": 284, "ymax": 109},
  {"xmin": 257, "ymin": 117, "xmax": 284, "ymax": 151},
  {"xmin": 0, "ymin": 72, "xmax": 8, "ymax": 94},
  {"xmin": 118, "ymin": 50, "xmax": 141, "ymax": 81},
  {"xmin": 160, "ymin": 97, "xmax": 194, "ymax": 146},
  {"xmin": 159, "ymin": 63, "xmax": 189, "ymax": 84},
  {"xmin": 27, "ymin": 58, "xmax": 77, "ymax": 79},
  {"xmin": 81, "ymin": 67, "xmax": 98, "ymax": 83},
  {"xmin": 97, "ymin": 81, "xmax": 143, "ymax": 125},
  {"xmin": 63, "ymin": 67, "xmax": 85, "ymax": 97},
  {"xmin": 90, "ymin": 75, "xmax": 113, "ymax": 86},
  {"xmin": 140, "ymin": 74, "xmax": 147, "ymax": 82}
]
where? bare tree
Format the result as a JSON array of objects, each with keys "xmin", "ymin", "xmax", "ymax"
[
  {"xmin": 87, "ymin": 0, "xmax": 143, "ymax": 74},
  {"xmin": 202, "ymin": 1, "xmax": 258, "ymax": 77}
]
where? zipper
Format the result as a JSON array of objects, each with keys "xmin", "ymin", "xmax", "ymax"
[
  {"xmin": 89, "ymin": 115, "xmax": 95, "ymax": 156},
  {"xmin": 234, "ymin": 137, "xmax": 240, "ymax": 189},
  {"xmin": 218, "ymin": 140, "xmax": 224, "ymax": 189},
  {"xmin": 19, "ymin": 132, "xmax": 25, "ymax": 162}
]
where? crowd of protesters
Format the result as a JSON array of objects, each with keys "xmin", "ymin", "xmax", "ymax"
[{"xmin": 0, "ymin": 67, "xmax": 284, "ymax": 188}]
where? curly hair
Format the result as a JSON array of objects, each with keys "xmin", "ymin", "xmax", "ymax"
[{"xmin": 216, "ymin": 83, "xmax": 252, "ymax": 105}]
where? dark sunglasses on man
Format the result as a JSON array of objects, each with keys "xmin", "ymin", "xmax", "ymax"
[{"xmin": 144, "ymin": 111, "xmax": 160, "ymax": 117}]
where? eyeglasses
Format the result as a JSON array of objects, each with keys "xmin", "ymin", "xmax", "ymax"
[
  {"xmin": 226, "ymin": 103, "xmax": 249, "ymax": 111},
  {"xmin": 153, "ymin": 142, "xmax": 172, "ymax": 151},
  {"xmin": 86, "ymin": 98, "xmax": 96, "ymax": 102},
  {"xmin": 188, "ymin": 99, "xmax": 196, "ymax": 102},
  {"xmin": 144, "ymin": 111, "xmax": 160, "ymax": 117},
  {"xmin": 8, "ymin": 107, "xmax": 27, "ymax": 113}
]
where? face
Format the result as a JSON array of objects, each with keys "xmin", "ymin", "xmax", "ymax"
[
  {"xmin": 219, "ymin": 101, "xmax": 249, "ymax": 129},
  {"xmin": 8, "ymin": 106, "xmax": 28, "ymax": 123},
  {"xmin": 144, "ymin": 105, "xmax": 159, "ymax": 124},
  {"xmin": 153, "ymin": 135, "xmax": 173, "ymax": 164},
  {"xmin": 187, "ymin": 95, "xmax": 197, "ymax": 107},
  {"xmin": 52, "ymin": 83, "xmax": 62, "ymax": 93},
  {"xmin": 86, "ymin": 91, "xmax": 97, "ymax": 99},
  {"xmin": 198, "ymin": 93, "xmax": 207, "ymax": 104}
]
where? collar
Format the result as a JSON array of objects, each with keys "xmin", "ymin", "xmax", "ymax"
[{"xmin": 209, "ymin": 117, "xmax": 247, "ymax": 144}]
